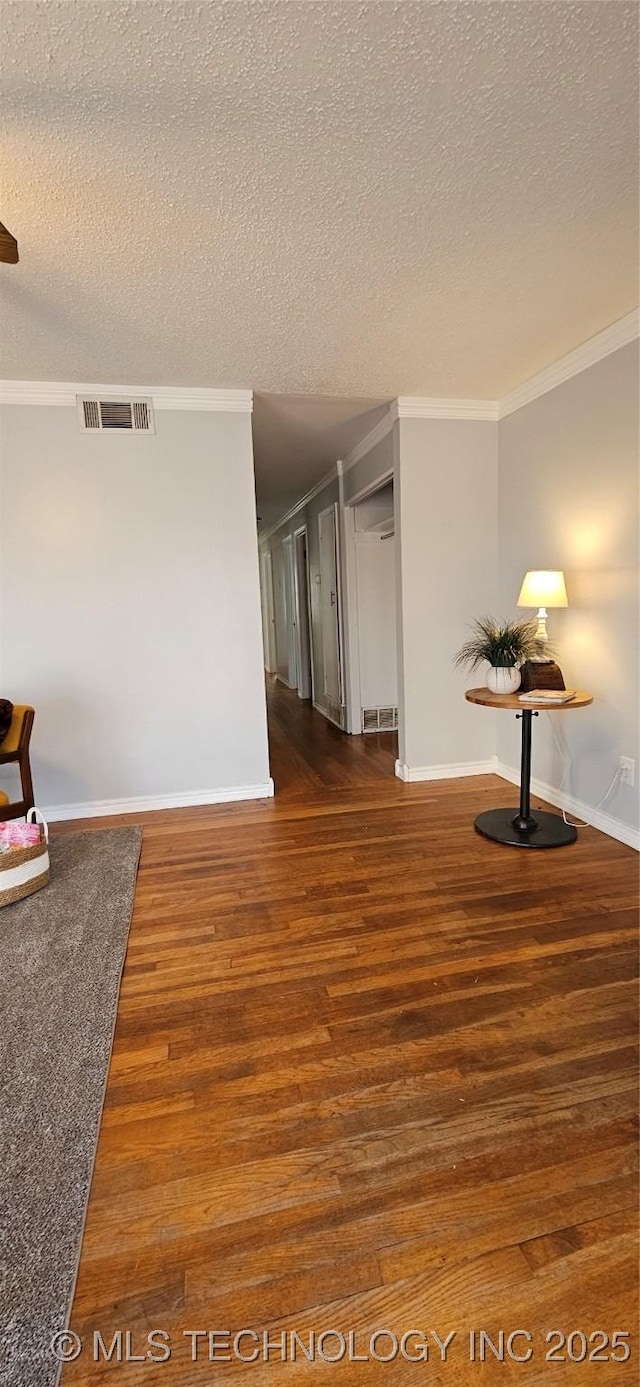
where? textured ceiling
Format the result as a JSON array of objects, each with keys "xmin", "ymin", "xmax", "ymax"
[
  {"xmin": 1, "ymin": 0, "xmax": 637, "ymax": 404},
  {"xmin": 253, "ymin": 393, "xmax": 389, "ymax": 527}
]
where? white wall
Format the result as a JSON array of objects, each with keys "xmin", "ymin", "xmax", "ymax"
[
  {"xmin": 0, "ymin": 403, "xmax": 271, "ymax": 815},
  {"xmin": 498, "ymin": 341, "xmax": 639, "ymax": 841},
  {"xmin": 395, "ymin": 417, "xmax": 499, "ymax": 776}
]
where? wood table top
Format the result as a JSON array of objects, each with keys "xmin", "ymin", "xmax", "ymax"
[{"xmin": 465, "ymin": 686, "xmax": 593, "ymax": 711}]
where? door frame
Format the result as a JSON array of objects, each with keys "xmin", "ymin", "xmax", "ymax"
[
  {"xmin": 260, "ymin": 548, "xmax": 277, "ymax": 674},
  {"xmin": 293, "ymin": 524, "xmax": 313, "ymax": 701},
  {"xmin": 317, "ymin": 501, "xmax": 344, "ymax": 723},
  {"xmin": 342, "ymin": 470, "xmax": 395, "ymax": 733},
  {"xmin": 281, "ymin": 534, "xmax": 297, "ymax": 689}
]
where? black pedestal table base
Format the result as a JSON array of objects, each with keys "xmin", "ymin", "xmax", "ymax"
[
  {"xmin": 474, "ymin": 706, "xmax": 576, "ymax": 849},
  {"xmin": 474, "ymin": 807, "xmax": 577, "ymax": 847}
]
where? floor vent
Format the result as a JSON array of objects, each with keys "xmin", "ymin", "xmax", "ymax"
[
  {"xmin": 78, "ymin": 396, "xmax": 155, "ymax": 433},
  {"xmin": 362, "ymin": 706, "xmax": 398, "ymax": 733}
]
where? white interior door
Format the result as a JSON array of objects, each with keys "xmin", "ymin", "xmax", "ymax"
[
  {"xmin": 273, "ymin": 543, "xmax": 290, "ymax": 684},
  {"xmin": 282, "ymin": 535, "xmax": 298, "ymax": 689},
  {"xmin": 318, "ymin": 505, "xmax": 342, "ymax": 706},
  {"xmin": 293, "ymin": 528, "xmax": 312, "ymax": 700}
]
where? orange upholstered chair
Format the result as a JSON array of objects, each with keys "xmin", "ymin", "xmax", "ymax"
[{"xmin": 0, "ymin": 705, "xmax": 36, "ymax": 821}]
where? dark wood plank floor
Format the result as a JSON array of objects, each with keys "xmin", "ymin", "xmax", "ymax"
[
  {"xmin": 59, "ymin": 681, "xmax": 638, "ymax": 1383},
  {"xmin": 266, "ymin": 675, "xmax": 398, "ymax": 798}
]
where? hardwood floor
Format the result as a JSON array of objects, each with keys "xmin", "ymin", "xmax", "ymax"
[
  {"xmin": 266, "ymin": 675, "xmax": 398, "ymax": 799},
  {"xmin": 59, "ymin": 681, "xmax": 638, "ymax": 1383}
]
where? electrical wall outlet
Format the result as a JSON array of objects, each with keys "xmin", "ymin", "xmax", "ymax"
[{"xmin": 619, "ymin": 757, "xmax": 635, "ymax": 787}]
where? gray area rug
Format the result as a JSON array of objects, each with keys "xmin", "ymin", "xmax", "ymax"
[{"xmin": 0, "ymin": 828, "xmax": 142, "ymax": 1387}]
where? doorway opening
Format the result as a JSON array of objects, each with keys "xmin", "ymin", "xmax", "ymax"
[
  {"xmin": 344, "ymin": 477, "xmax": 398, "ymax": 736},
  {"xmin": 253, "ymin": 391, "xmax": 399, "ymax": 798},
  {"xmin": 260, "ymin": 549, "xmax": 276, "ymax": 674},
  {"xmin": 317, "ymin": 502, "xmax": 344, "ymax": 727},
  {"xmin": 260, "ymin": 482, "xmax": 398, "ymax": 798}
]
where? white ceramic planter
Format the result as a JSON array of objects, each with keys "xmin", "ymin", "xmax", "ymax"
[{"xmin": 486, "ymin": 665, "xmax": 521, "ymax": 695}]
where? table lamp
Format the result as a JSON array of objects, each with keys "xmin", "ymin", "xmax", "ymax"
[
  {"xmin": 517, "ymin": 570, "xmax": 568, "ymax": 689},
  {"xmin": 517, "ymin": 570, "xmax": 568, "ymax": 647}
]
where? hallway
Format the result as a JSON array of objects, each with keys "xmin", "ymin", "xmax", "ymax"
[{"xmin": 266, "ymin": 675, "xmax": 397, "ymax": 801}]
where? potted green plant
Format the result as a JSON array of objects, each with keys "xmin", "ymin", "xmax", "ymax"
[{"xmin": 454, "ymin": 617, "xmax": 544, "ymax": 695}]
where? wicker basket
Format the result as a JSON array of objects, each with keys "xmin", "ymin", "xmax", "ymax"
[
  {"xmin": 519, "ymin": 660, "xmax": 566, "ymax": 693},
  {"xmin": 0, "ymin": 810, "xmax": 50, "ymax": 908}
]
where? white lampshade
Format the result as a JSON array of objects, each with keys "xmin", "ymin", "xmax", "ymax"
[{"xmin": 517, "ymin": 570, "xmax": 568, "ymax": 609}]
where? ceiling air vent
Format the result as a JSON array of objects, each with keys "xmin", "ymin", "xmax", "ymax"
[
  {"xmin": 82, "ymin": 399, "xmax": 100, "ymax": 430},
  {"xmin": 77, "ymin": 396, "xmax": 155, "ymax": 433}
]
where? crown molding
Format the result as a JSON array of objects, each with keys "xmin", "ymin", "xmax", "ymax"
[
  {"xmin": 387, "ymin": 311, "xmax": 639, "ymax": 423},
  {"xmin": 0, "ymin": 380, "xmax": 253, "ymax": 412},
  {"xmin": 265, "ymin": 304, "xmax": 638, "ymax": 537},
  {"xmin": 0, "ymin": 381, "xmax": 77, "ymax": 407},
  {"xmin": 154, "ymin": 386, "xmax": 252, "ymax": 412},
  {"xmin": 259, "ymin": 464, "xmax": 339, "ymax": 543},
  {"xmin": 499, "ymin": 309, "xmax": 639, "ymax": 419},
  {"xmin": 394, "ymin": 396, "xmax": 499, "ymax": 421},
  {"xmin": 2, "ymin": 312, "xmax": 635, "ymax": 425}
]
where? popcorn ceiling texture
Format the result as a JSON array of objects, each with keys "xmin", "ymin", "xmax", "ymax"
[{"xmin": 0, "ymin": 0, "xmax": 638, "ymax": 397}]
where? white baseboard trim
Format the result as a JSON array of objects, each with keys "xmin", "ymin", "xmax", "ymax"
[
  {"xmin": 495, "ymin": 762, "xmax": 639, "ymax": 851},
  {"xmin": 42, "ymin": 780, "xmax": 275, "ymax": 823},
  {"xmin": 395, "ymin": 757, "xmax": 497, "ymax": 783}
]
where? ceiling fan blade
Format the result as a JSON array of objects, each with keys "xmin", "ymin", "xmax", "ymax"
[{"xmin": 0, "ymin": 221, "xmax": 19, "ymax": 264}]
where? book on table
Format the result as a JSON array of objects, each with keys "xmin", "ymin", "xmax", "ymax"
[{"xmin": 518, "ymin": 689, "xmax": 577, "ymax": 703}]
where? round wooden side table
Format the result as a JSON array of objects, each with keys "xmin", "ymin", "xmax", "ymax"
[{"xmin": 465, "ymin": 686, "xmax": 593, "ymax": 848}]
